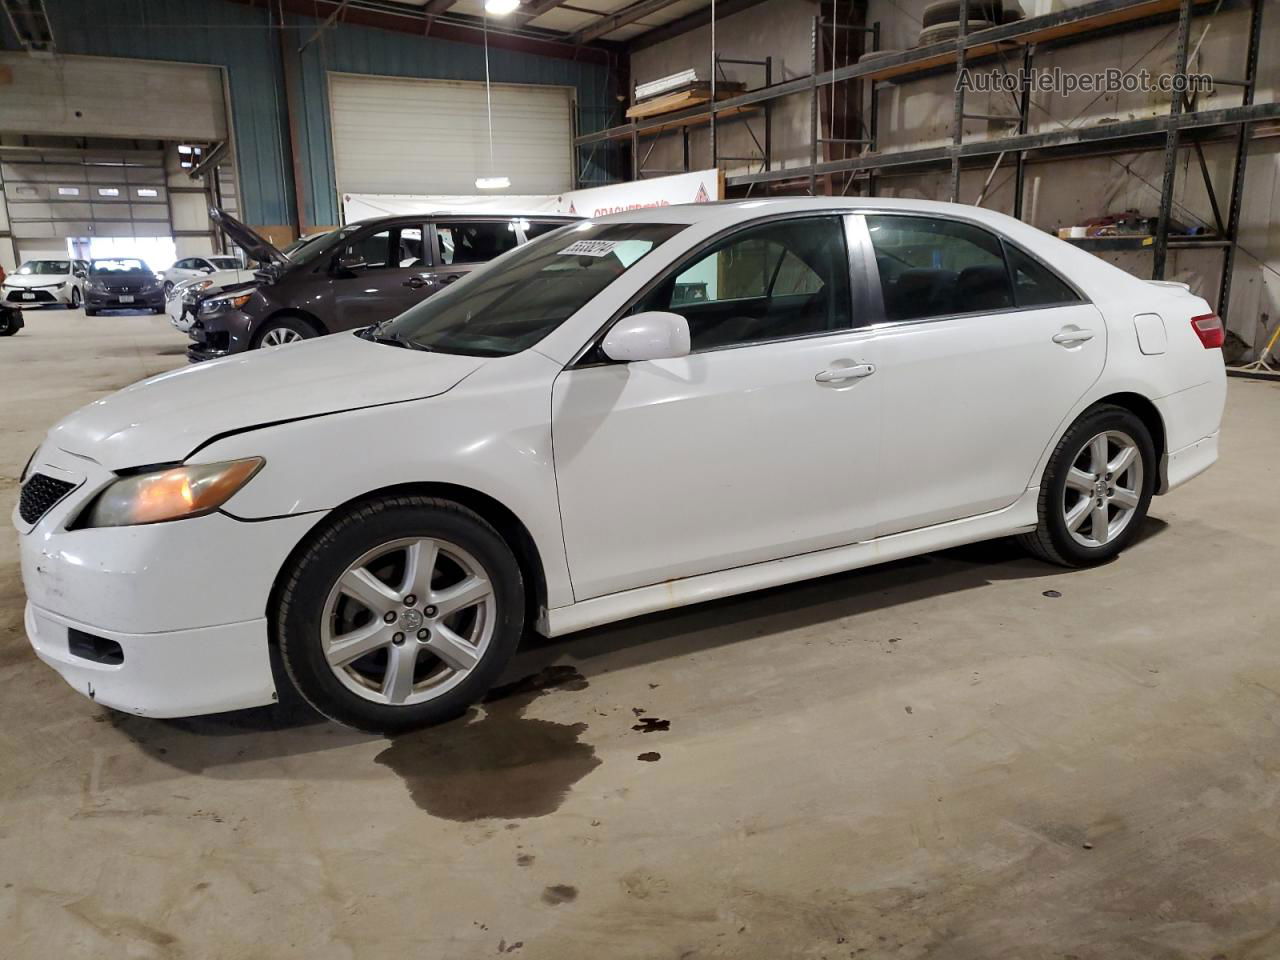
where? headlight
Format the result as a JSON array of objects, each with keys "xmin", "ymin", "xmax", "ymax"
[
  {"xmin": 82, "ymin": 458, "xmax": 264, "ymax": 528},
  {"xmin": 201, "ymin": 292, "xmax": 252, "ymax": 314},
  {"xmin": 86, "ymin": 279, "xmax": 108, "ymax": 292}
]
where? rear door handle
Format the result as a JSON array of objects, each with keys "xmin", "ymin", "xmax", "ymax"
[
  {"xmin": 403, "ymin": 276, "xmax": 432, "ymax": 289},
  {"xmin": 1052, "ymin": 327, "xmax": 1095, "ymax": 345},
  {"xmin": 815, "ymin": 361, "xmax": 876, "ymax": 383}
]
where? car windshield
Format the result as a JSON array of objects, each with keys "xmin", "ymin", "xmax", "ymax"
[
  {"xmin": 287, "ymin": 226, "xmax": 356, "ymax": 266},
  {"xmin": 90, "ymin": 259, "xmax": 151, "ymax": 276},
  {"xmin": 381, "ymin": 222, "xmax": 685, "ymax": 357},
  {"xmin": 18, "ymin": 260, "xmax": 70, "ymax": 275},
  {"xmin": 209, "ymin": 257, "xmax": 239, "ymax": 270}
]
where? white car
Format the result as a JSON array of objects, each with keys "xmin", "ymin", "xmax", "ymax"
[
  {"xmin": 3, "ymin": 259, "xmax": 88, "ymax": 309},
  {"xmin": 157, "ymin": 255, "xmax": 246, "ymax": 295},
  {"xmin": 14, "ymin": 198, "xmax": 1226, "ymax": 731}
]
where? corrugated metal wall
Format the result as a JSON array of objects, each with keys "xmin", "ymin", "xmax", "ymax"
[{"xmin": 0, "ymin": 0, "xmax": 615, "ymax": 230}]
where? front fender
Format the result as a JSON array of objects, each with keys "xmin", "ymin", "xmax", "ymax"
[{"xmin": 197, "ymin": 351, "xmax": 572, "ymax": 607}]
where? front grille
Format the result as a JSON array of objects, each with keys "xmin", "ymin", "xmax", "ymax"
[
  {"xmin": 18, "ymin": 473, "xmax": 76, "ymax": 525},
  {"xmin": 7, "ymin": 289, "xmax": 56, "ymax": 303}
]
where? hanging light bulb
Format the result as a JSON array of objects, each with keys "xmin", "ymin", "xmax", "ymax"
[{"xmin": 485, "ymin": 0, "xmax": 520, "ymax": 14}]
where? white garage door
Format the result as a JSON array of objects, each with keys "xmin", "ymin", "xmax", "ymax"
[{"xmin": 328, "ymin": 74, "xmax": 573, "ymax": 198}]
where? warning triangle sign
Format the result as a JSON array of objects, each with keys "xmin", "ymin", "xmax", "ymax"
[{"xmin": 693, "ymin": 183, "xmax": 710, "ymax": 203}]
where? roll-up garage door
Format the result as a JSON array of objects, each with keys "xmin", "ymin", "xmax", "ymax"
[{"xmin": 328, "ymin": 74, "xmax": 573, "ymax": 198}]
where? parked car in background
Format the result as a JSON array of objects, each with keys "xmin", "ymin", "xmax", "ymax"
[
  {"xmin": 83, "ymin": 258, "xmax": 165, "ymax": 315},
  {"xmin": 157, "ymin": 255, "xmax": 245, "ymax": 296},
  {"xmin": 187, "ymin": 208, "xmax": 575, "ymax": 360},
  {"xmin": 2, "ymin": 259, "xmax": 88, "ymax": 309},
  {"xmin": 165, "ymin": 260, "xmax": 260, "ymax": 331},
  {"xmin": 0, "ymin": 302, "xmax": 23, "ymax": 336},
  {"xmin": 16, "ymin": 198, "xmax": 1226, "ymax": 731}
]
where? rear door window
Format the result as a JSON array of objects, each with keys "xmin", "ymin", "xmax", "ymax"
[
  {"xmin": 866, "ymin": 215, "xmax": 1014, "ymax": 321},
  {"xmin": 1003, "ymin": 243, "xmax": 1081, "ymax": 307},
  {"xmin": 435, "ymin": 221, "xmax": 520, "ymax": 265}
]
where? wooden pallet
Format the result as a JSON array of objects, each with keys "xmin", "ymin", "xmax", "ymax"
[{"xmin": 627, "ymin": 82, "xmax": 746, "ymax": 120}]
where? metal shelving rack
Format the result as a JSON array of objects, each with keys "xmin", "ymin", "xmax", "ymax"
[{"xmin": 574, "ymin": 0, "xmax": 1275, "ymax": 318}]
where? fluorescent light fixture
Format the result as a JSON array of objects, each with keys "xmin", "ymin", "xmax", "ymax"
[
  {"xmin": 485, "ymin": 0, "xmax": 520, "ymax": 14},
  {"xmin": 475, "ymin": 176, "xmax": 511, "ymax": 190}
]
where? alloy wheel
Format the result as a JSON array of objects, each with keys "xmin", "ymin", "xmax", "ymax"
[
  {"xmin": 320, "ymin": 537, "xmax": 496, "ymax": 706},
  {"xmin": 1062, "ymin": 429, "xmax": 1144, "ymax": 548},
  {"xmin": 261, "ymin": 327, "xmax": 304, "ymax": 347}
]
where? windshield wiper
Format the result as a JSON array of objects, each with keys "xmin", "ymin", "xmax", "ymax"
[{"xmin": 358, "ymin": 325, "xmax": 431, "ymax": 351}]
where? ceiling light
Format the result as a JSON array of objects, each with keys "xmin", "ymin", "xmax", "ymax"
[
  {"xmin": 475, "ymin": 176, "xmax": 511, "ymax": 190},
  {"xmin": 485, "ymin": 0, "xmax": 520, "ymax": 14}
]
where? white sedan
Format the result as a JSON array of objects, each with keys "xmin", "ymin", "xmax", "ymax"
[
  {"xmin": 3, "ymin": 259, "xmax": 88, "ymax": 309},
  {"xmin": 14, "ymin": 198, "xmax": 1226, "ymax": 731},
  {"xmin": 157, "ymin": 255, "xmax": 246, "ymax": 295}
]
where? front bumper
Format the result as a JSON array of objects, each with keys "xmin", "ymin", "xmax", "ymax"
[
  {"xmin": 25, "ymin": 603, "xmax": 275, "ymax": 717},
  {"xmin": 5, "ymin": 286, "xmax": 70, "ymax": 306},
  {"xmin": 187, "ymin": 308, "xmax": 255, "ymax": 362},
  {"xmin": 85, "ymin": 289, "xmax": 165, "ymax": 310},
  {"xmin": 15, "ymin": 445, "xmax": 322, "ymax": 718}
]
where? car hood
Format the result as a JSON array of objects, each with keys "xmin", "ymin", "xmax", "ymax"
[
  {"xmin": 210, "ymin": 207, "xmax": 288, "ymax": 267},
  {"xmin": 6, "ymin": 274, "xmax": 70, "ymax": 287},
  {"xmin": 47, "ymin": 333, "xmax": 486, "ymax": 470}
]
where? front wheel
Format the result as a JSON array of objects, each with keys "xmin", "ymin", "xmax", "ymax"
[
  {"xmin": 1018, "ymin": 404, "xmax": 1156, "ymax": 567},
  {"xmin": 277, "ymin": 496, "xmax": 525, "ymax": 732},
  {"xmin": 69, "ymin": 288, "xmax": 81, "ymax": 309},
  {"xmin": 0, "ymin": 313, "xmax": 17, "ymax": 336},
  {"xmin": 255, "ymin": 316, "xmax": 316, "ymax": 348}
]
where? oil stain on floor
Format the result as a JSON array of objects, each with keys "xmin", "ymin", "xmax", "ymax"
[{"xmin": 375, "ymin": 664, "xmax": 601, "ymax": 821}]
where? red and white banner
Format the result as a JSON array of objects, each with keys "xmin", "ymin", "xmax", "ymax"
[{"xmin": 341, "ymin": 169, "xmax": 719, "ymax": 223}]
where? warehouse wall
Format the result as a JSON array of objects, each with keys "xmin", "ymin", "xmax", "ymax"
[
  {"xmin": 630, "ymin": 0, "xmax": 820, "ymax": 178},
  {"xmin": 864, "ymin": 0, "xmax": 1280, "ymax": 356},
  {"xmin": 0, "ymin": 0, "xmax": 614, "ymax": 236},
  {"xmin": 290, "ymin": 14, "xmax": 615, "ymax": 227}
]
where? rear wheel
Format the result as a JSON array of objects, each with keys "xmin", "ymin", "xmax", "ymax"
[
  {"xmin": 277, "ymin": 496, "xmax": 525, "ymax": 732},
  {"xmin": 255, "ymin": 315, "xmax": 316, "ymax": 348},
  {"xmin": 1018, "ymin": 404, "xmax": 1156, "ymax": 567}
]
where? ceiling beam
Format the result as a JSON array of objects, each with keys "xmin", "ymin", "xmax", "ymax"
[
  {"xmin": 226, "ymin": 0, "xmax": 614, "ymax": 65},
  {"xmin": 422, "ymin": 0, "xmax": 458, "ymax": 15},
  {"xmin": 511, "ymin": 0, "xmax": 573, "ymax": 28},
  {"xmin": 571, "ymin": 0, "xmax": 687, "ymax": 44},
  {"xmin": 627, "ymin": 0, "xmax": 771, "ymax": 50}
]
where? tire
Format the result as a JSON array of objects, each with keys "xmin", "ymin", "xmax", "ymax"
[
  {"xmin": 69, "ymin": 288, "xmax": 81, "ymax": 309},
  {"xmin": 0, "ymin": 315, "xmax": 16, "ymax": 336},
  {"xmin": 163, "ymin": 281, "xmax": 174, "ymax": 297},
  {"xmin": 84, "ymin": 308, "xmax": 98, "ymax": 317},
  {"xmin": 1018, "ymin": 404, "xmax": 1156, "ymax": 568},
  {"xmin": 277, "ymin": 496, "xmax": 526, "ymax": 732},
  {"xmin": 918, "ymin": 19, "xmax": 996, "ymax": 44},
  {"xmin": 857, "ymin": 48, "xmax": 903, "ymax": 64},
  {"xmin": 254, "ymin": 315, "xmax": 317, "ymax": 349},
  {"xmin": 922, "ymin": 0, "xmax": 1002, "ymax": 27}
]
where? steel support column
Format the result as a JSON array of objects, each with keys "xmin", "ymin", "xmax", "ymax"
[{"xmin": 1152, "ymin": 0, "xmax": 1193, "ymax": 280}]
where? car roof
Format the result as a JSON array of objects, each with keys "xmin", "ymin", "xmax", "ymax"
[
  {"xmin": 587, "ymin": 196, "xmax": 1032, "ymax": 230},
  {"xmin": 349, "ymin": 213, "xmax": 578, "ymax": 226}
]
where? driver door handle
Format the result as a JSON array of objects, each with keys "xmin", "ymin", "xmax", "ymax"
[
  {"xmin": 815, "ymin": 361, "xmax": 876, "ymax": 383},
  {"xmin": 403, "ymin": 276, "xmax": 432, "ymax": 289},
  {"xmin": 1052, "ymin": 327, "xmax": 1095, "ymax": 345}
]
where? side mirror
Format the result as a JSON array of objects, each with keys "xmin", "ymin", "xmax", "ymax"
[
  {"xmin": 333, "ymin": 254, "xmax": 366, "ymax": 275},
  {"xmin": 201, "ymin": 266, "xmax": 215, "ymax": 274},
  {"xmin": 602, "ymin": 311, "xmax": 691, "ymax": 363}
]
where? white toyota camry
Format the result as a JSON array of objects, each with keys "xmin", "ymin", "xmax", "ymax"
[{"xmin": 14, "ymin": 198, "xmax": 1226, "ymax": 731}]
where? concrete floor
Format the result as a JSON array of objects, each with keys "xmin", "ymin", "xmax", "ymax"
[{"xmin": 2, "ymin": 308, "xmax": 1278, "ymax": 960}]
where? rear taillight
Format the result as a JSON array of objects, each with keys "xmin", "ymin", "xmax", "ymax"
[{"xmin": 1191, "ymin": 312, "xmax": 1224, "ymax": 349}]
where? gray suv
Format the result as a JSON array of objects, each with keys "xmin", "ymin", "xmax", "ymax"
[{"xmin": 187, "ymin": 209, "xmax": 576, "ymax": 361}]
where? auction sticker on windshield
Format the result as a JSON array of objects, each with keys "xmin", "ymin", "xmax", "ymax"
[{"xmin": 558, "ymin": 239, "xmax": 620, "ymax": 257}]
